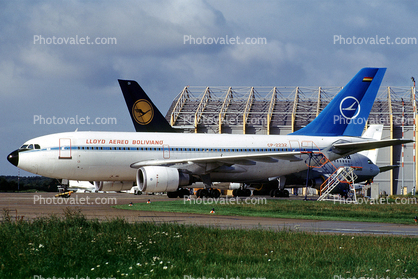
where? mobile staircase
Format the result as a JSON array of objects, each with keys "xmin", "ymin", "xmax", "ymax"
[
  {"xmin": 317, "ymin": 166, "xmax": 357, "ymax": 202},
  {"xmin": 303, "ymin": 151, "xmax": 358, "ymax": 202}
]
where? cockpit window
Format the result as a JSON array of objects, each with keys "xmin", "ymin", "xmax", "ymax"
[
  {"xmin": 368, "ymin": 159, "xmax": 373, "ymax": 164},
  {"xmin": 19, "ymin": 144, "xmax": 41, "ymax": 151}
]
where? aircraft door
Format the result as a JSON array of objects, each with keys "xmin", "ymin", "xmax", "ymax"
[
  {"xmin": 301, "ymin": 140, "xmax": 320, "ymax": 152},
  {"xmin": 163, "ymin": 144, "xmax": 170, "ymax": 159},
  {"xmin": 59, "ymin": 138, "xmax": 72, "ymax": 159}
]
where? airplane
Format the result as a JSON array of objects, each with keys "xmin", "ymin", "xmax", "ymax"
[
  {"xmin": 7, "ymin": 68, "xmax": 412, "ymax": 199},
  {"xmin": 119, "ymin": 76, "xmax": 391, "ymax": 198}
]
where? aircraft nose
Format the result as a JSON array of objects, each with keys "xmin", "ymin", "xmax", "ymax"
[
  {"xmin": 7, "ymin": 150, "xmax": 19, "ymax": 167},
  {"xmin": 372, "ymin": 164, "xmax": 380, "ymax": 175}
]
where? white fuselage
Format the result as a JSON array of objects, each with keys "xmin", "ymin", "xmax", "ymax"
[{"xmin": 15, "ymin": 131, "xmax": 363, "ymax": 183}]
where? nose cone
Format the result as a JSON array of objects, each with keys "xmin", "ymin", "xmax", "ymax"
[
  {"xmin": 372, "ymin": 164, "xmax": 380, "ymax": 176},
  {"xmin": 7, "ymin": 150, "xmax": 19, "ymax": 167}
]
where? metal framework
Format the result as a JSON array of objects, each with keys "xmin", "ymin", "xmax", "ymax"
[
  {"xmin": 194, "ymin": 87, "xmax": 211, "ymax": 133},
  {"xmin": 170, "ymin": 86, "xmax": 190, "ymax": 126}
]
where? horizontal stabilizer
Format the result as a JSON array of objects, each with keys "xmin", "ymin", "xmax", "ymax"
[{"xmin": 379, "ymin": 165, "xmax": 399, "ymax": 173}]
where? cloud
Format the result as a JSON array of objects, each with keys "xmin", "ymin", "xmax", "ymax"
[{"xmin": 1, "ymin": 0, "xmax": 417, "ymax": 176}]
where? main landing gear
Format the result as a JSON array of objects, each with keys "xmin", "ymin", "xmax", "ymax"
[
  {"xmin": 195, "ymin": 188, "xmax": 221, "ymax": 198},
  {"xmin": 167, "ymin": 188, "xmax": 191, "ymax": 198},
  {"xmin": 270, "ymin": 189, "xmax": 290, "ymax": 197},
  {"xmin": 232, "ymin": 188, "xmax": 251, "ymax": 197}
]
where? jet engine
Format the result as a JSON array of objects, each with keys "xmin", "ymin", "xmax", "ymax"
[
  {"xmin": 137, "ymin": 166, "xmax": 192, "ymax": 193},
  {"xmin": 309, "ymin": 177, "xmax": 325, "ymax": 188}
]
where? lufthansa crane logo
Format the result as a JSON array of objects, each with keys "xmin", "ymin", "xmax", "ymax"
[
  {"xmin": 132, "ymin": 99, "xmax": 154, "ymax": 125},
  {"xmin": 339, "ymin": 96, "xmax": 360, "ymax": 120}
]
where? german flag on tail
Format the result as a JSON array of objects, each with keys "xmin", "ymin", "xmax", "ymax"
[{"xmin": 363, "ymin": 77, "xmax": 373, "ymax": 82}]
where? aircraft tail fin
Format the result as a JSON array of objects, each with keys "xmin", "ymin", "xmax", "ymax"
[
  {"xmin": 359, "ymin": 124, "xmax": 384, "ymax": 164},
  {"xmin": 118, "ymin": 80, "xmax": 176, "ymax": 132},
  {"xmin": 291, "ymin": 68, "xmax": 386, "ymax": 137}
]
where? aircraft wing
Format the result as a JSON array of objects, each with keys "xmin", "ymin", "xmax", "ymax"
[
  {"xmin": 332, "ymin": 139, "xmax": 413, "ymax": 155},
  {"xmin": 130, "ymin": 151, "xmax": 303, "ymax": 169}
]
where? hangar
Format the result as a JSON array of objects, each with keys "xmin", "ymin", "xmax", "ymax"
[{"xmin": 165, "ymin": 85, "xmax": 417, "ymax": 196}]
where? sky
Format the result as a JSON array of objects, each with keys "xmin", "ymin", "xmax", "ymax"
[{"xmin": 1, "ymin": 0, "xmax": 418, "ymax": 176}]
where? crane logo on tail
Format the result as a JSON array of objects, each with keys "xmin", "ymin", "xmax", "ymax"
[
  {"xmin": 340, "ymin": 96, "xmax": 360, "ymax": 120},
  {"xmin": 132, "ymin": 99, "xmax": 154, "ymax": 125}
]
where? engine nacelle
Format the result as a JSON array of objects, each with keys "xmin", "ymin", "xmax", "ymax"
[
  {"xmin": 137, "ymin": 166, "xmax": 192, "ymax": 193},
  {"xmin": 95, "ymin": 181, "xmax": 134, "ymax": 192},
  {"xmin": 309, "ymin": 177, "xmax": 325, "ymax": 188}
]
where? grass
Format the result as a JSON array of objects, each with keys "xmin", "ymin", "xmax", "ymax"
[
  {"xmin": 0, "ymin": 208, "xmax": 417, "ymax": 279},
  {"xmin": 114, "ymin": 197, "xmax": 418, "ymax": 224}
]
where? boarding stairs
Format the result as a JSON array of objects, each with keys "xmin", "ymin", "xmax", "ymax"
[
  {"xmin": 317, "ymin": 166, "xmax": 358, "ymax": 202},
  {"xmin": 303, "ymin": 151, "xmax": 358, "ymax": 202}
]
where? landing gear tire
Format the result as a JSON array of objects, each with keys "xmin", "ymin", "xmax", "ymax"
[
  {"xmin": 177, "ymin": 188, "xmax": 190, "ymax": 198},
  {"xmin": 283, "ymin": 190, "xmax": 289, "ymax": 197},
  {"xmin": 273, "ymin": 189, "xmax": 290, "ymax": 197},
  {"xmin": 198, "ymin": 189, "xmax": 209, "ymax": 198},
  {"xmin": 210, "ymin": 189, "xmax": 221, "ymax": 198},
  {"xmin": 233, "ymin": 189, "xmax": 251, "ymax": 197},
  {"xmin": 167, "ymin": 191, "xmax": 178, "ymax": 198},
  {"xmin": 167, "ymin": 188, "xmax": 192, "ymax": 198},
  {"xmin": 196, "ymin": 188, "xmax": 221, "ymax": 198}
]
